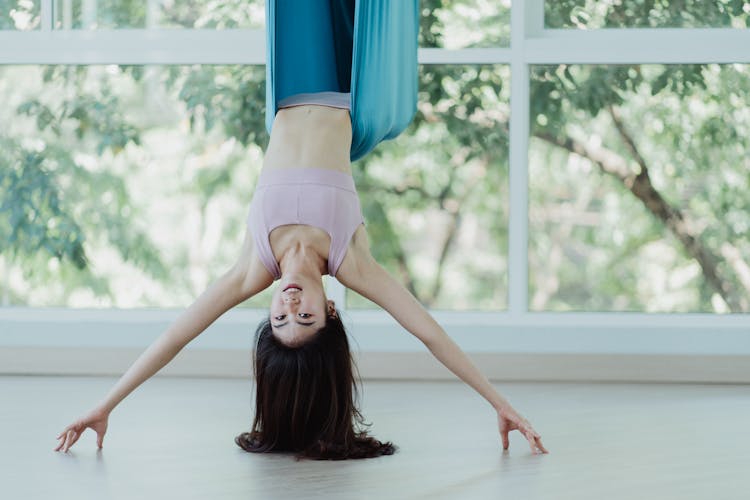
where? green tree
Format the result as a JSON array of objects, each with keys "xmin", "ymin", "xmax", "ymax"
[{"xmin": 2, "ymin": 0, "xmax": 748, "ymax": 312}]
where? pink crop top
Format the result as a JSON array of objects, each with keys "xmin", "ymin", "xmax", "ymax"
[{"xmin": 246, "ymin": 167, "xmax": 365, "ymax": 279}]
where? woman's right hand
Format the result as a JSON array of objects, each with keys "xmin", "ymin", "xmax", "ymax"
[
  {"xmin": 54, "ymin": 406, "xmax": 110, "ymax": 453},
  {"xmin": 497, "ymin": 404, "xmax": 548, "ymax": 455}
]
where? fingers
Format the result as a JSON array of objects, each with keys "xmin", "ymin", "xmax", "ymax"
[
  {"xmin": 58, "ymin": 431, "xmax": 72, "ymax": 453},
  {"xmin": 503, "ymin": 418, "xmax": 549, "ymax": 455},
  {"xmin": 497, "ymin": 407, "xmax": 549, "ymax": 455},
  {"xmin": 63, "ymin": 430, "xmax": 76, "ymax": 452},
  {"xmin": 524, "ymin": 430, "xmax": 549, "ymax": 455},
  {"xmin": 535, "ymin": 436, "xmax": 549, "ymax": 454},
  {"xmin": 55, "ymin": 426, "xmax": 81, "ymax": 453},
  {"xmin": 501, "ymin": 429, "xmax": 510, "ymax": 450},
  {"xmin": 497, "ymin": 416, "xmax": 510, "ymax": 450},
  {"xmin": 55, "ymin": 427, "xmax": 73, "ymax": 452},
  {"xmin": 537, "ymin": 441, "xmax": 549, "ymax": 454},
  {"xmin": 527, "ymin": 434, "xmax": 537, "ymax": 454},
  {"xmin": 96, "ymin": 432, "xmax": 104, "ymax": 449},
  {"xmin": 68, "ymin": 430, "xmax": 82, "ymax": 449}
]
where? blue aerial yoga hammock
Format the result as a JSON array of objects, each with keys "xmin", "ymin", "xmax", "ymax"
[{"xmin": 265, "ymin": 0, "xmax": 420, "ymax": 161}]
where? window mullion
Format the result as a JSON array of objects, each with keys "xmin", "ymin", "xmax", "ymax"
[
  {"xmin": 525, "ymin": 0, "xmax": 544, "ymax": 37},
  {"xmin": 507, "ymin": 0, "xmax": 530, "ymax": 317},
  {"xmin": 40, "ymin": 0, "xmax": 53, "ymax": 31}
]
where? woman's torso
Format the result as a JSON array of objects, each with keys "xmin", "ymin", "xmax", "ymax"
[
  {"xmin": 264, "ymin": 104, "xmax": 353, "ymax": 173},
  {"xmin": 250, "ymin": 102, "xmax": 366, "ymax": 278}
]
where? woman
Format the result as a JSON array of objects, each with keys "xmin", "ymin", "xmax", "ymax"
[
  {"xmin": 55, "ymin": 1, "xmax": 548, "ymax": 460},
  {"xmin": 54, "ymin": 95, "xmax": 548, "ymax": 459}
]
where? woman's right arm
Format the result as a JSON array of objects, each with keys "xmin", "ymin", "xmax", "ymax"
[
  {"xmin": 55, "ymin": 230, "xmax": 273, "ymax": 452},
  {"xmin": 336, "ymin": 228, "xmax": 547, "ymax": 455}
]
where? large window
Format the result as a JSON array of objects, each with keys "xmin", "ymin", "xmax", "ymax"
[
  {"xmin": 1, "ymin": 64, "xmax": 269, "ymax": 308},
  {"xmin": 350, "ymin": 64, "xmax": 510, "ymax": 311},
  {"xmin": 528, "ymin": 63, "xmax": 750, "ymax": 313},
  {"xmin": 0, "ymin": 1, "xmax": 510, "ymax": 311},
  {"xmin": 1, "ymin": 0, "xmax": 749, "ymax": 324}
]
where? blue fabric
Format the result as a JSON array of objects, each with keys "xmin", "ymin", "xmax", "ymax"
[{"xmin": 265, "ymin": 0, "xmax": 419, "ymax": 161}]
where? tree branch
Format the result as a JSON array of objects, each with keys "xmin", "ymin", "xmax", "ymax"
[
  {"xmin": 535, "ymin": 119, "xmax": 746, "ymax": 312},
  {"xmin": 426, "ymin": 162, "xmax": 485, "ymax": 305}
]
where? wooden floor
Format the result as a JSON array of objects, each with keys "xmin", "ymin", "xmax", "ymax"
[{"xmin": 2, "ymin": 375, "xmax": 748, "ymax": 500}]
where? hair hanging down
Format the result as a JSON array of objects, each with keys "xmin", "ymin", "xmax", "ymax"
[{"xmin": 235, "ymin": 315, "xmax": 396, "ymax": 460}]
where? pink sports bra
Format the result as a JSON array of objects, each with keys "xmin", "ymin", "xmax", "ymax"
[{"xmin": 246, "ymin": 167, "xmax": 365, "ymax": 279}]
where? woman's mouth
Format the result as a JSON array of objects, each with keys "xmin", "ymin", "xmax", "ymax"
[{"xmin": 284, "ymin": 283, "xmax": 302, "ymax": 292}]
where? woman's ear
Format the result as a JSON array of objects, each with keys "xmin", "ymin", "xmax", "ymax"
[{"xmin": 327, "ymin": 299, "xmax": 338, "ymax": 318}]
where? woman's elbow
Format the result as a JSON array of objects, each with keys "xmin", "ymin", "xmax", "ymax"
[{"xmin": 226, "ymin": 263, "xmax": 272, "ymax": 299}]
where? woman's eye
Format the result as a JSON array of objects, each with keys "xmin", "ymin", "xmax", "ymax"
[
  {"xmin": 298, "ymin": 313, "xmax": 312, "ymax": 319},
  {"xmin": 274, "ymin": 315, "xmax": 286, "ymax": 321}
]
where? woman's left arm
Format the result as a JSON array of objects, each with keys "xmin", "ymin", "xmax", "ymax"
[{"xmin": 339, "ymin": 252, "xmax": 548, "ymax": 454}]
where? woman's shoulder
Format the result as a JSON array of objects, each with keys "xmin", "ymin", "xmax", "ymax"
[
  {"xmin": 224, "ymin": 227, "xmax": 275, "ymax": 296},
  {"xmin": 335, "ymin": 225, "xmax": 376, "ymax": 288}
]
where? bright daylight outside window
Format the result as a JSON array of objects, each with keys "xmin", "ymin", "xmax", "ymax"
[
  {"xmin": 527, "ymin": 0, "xmax": 750, "ymax": 315},
  {"xmin": 528, "ymin": 63, "xmax": 750, "ymax": 313},
  {"xmin": 348, "ymin": 64, "xmax": 510, "ymax": 311},
  {"xmin": 545, "ymin": 0, "xmax": 750, "ymax": 29},
  {"xmin": 1, "ymin": 0, "xmax": 41, "ymax": 29},
  {"xmin": 51, "ymin": 0, "xmax": 265, "ymax": 29},
  {"xmin": 1, "ymin": 0, "xmax": 748, "ymax": 314},
  {"xmin": 0, "ymin": 0, "xmax": 512, "ymax": 310}
]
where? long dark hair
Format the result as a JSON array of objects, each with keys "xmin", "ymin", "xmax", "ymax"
[{"xmin": 235, "ymin": 314, "xmax": 396, "ymax": 460}]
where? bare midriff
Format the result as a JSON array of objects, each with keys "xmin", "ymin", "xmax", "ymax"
[
  {"xmin": 263, "ymin": 105, "xmax": 353, "ymax": 174},
  {"xmin": 260, "ymin": 104, "xmax": 356, "ymax": 264}
]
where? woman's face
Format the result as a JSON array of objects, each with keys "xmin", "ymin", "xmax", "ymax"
[{"xmin": 270, "ymin": 274, "xmax": 335, "ymax": 346}]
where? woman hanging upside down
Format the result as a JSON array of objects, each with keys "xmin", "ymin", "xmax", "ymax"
[{"xmin": 55, "ymin": 0, "xmax": 548, "ymax": 460}]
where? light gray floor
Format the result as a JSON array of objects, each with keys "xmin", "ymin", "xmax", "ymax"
[{"xmin": 2, "ymin": 375, "xmax": 749, "ymax": 500}]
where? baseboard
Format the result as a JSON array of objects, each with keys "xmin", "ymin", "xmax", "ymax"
[{"xmin": 2, "ymin": 347, "xmax": 749, "ymax": 383}]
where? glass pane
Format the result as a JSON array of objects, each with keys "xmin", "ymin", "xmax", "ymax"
[
  {"xmin": 0, "ymin": 64, "xmax": 271, "ymax": 308},
  {"xmin": 347, "ymin": 64, "xmax": 510, "ymax": 311},
  {"xmin": 546, "ymin": 0, "xmax": 750, "ymax": 29},
  {"xmin": 421, "ymin": 0, "xmax": 510, "ymax": 48},
  {"xmin": 1, "ymin": 0, "xmax": 40, "ymax": 29},
  {"xmin": 53, "ymin": 0, "xmax": 264, "ymax": 30},
  {"xmin": 0, "ymin": 64, "xmax": 509, "ymax": 311},
  {"xmin": 529, "ymin": 63, "xmax": 750, "ymax": 313}
]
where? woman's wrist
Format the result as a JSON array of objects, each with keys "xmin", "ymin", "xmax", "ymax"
[
  {"xmin": 491, "ymin": 395, "xmax": 511, "ymax": 413},
  {"xmin": 94, "ymin": 402, "xmax": 113, "ymax": 416}
]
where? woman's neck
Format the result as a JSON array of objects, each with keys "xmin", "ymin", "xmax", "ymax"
[{"xmin": 278, "ymin": 241, "xmax": 327, "ymax": 278}]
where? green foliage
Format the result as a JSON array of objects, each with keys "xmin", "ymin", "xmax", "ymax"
[
  {"xmin": 353, "ymin": 62, "xmax": 510, "ymax": 309},
  {"xmin": 529, "ymin": 58, "xmax": 750, "ymax": 311},
  {"xmin": 0, "ymin": 0, "xmax": 39, "ymax": 29},
  {"xmin": 160, "ymin": 0, "xmax": 263, "ymax": 29},
  {"xmin": 52, "ymin": 0, "xmax": 263, "ymax": 29},
  {"xmin": 173, "ymin": 65, "xmax": 267, "ymax": 147},
  {"xmin": 56, "ymin": 0, "xmax": 146, "ymax": 29},
  {"xmin": 523, "ymin": 3, "xmax": 750, "ymax": 312},
  {"xmin": 546, "ymin": 0, "xmax": 750, "ymax": 29},
  {"xmin": 0, "ymin": 138, "xmax": 87, "ymax": 269},
  {"xmin": 1, "ymin": 65, "xmax": 171, "ymax": 304},
  {"xmin": 419, "ymin": 0, "xmax": 510, "ymax": 48},
  {"xmin": 2, "ymin": 0, "xmax": 748, "ymax": 312}
]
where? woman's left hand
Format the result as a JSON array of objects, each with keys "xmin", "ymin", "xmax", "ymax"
[{"xmin": 497, "ymin": 404, "xmax": 548, "ymax": 455}]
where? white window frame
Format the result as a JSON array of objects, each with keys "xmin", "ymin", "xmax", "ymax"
[{"xmin": 1, "ymin": 1, "xmax": 749, "ymax": 376}]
